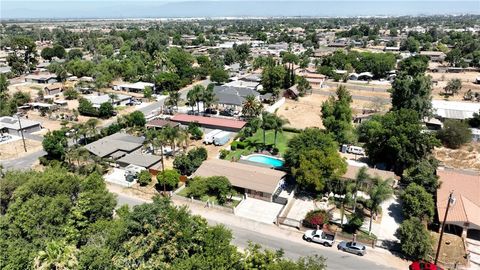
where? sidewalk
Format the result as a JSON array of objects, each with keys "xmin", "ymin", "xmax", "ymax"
[{"xmin": 174, "ymin": 196, "xmax": 409, "ymax": 269}]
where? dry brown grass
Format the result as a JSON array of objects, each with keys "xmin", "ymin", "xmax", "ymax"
[
  {"xmin": 434, "ymin": 143, "xmax": 480, "ymax": 171},
  {"xmin": 430, "ymin": 232, "xmax": 468, "ymax": 268},
  {"xmin": 0, "ymin": 138, "xmax": 43, "ymax": 160}
]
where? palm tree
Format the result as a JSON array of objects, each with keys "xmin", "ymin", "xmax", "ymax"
[
  {"xmin": 242, "ymin": 95, "xmax": 262, "ymax": 119},
  {"xmin": 186, "ymin": 87, "xmax": 198, "ymax": 113},
  {"xmin": 85, "ymin": 118, "xmax": 99, "ymax": 140},
  {"xmin": 202, "ymin": 85, "xmax": 217, "ymax": 113},
  {"xmin": 144, "ymin": 129, "xmax": 159, "ymax": 153},
  {"xmin": 367, "ymin": 177, "xmax": 393, "ymax": 233},
  {"xmin": 154, "ymin": 131, "xmax": 168, "ymax": 171},
  {"xmin": 260, "ymin": 111, "xmax": 275, "ymax": 147},
  {"xmin": 271, "ymin": 112, "xmax": 289, "ymax": 147},
  {"xmin": 162, "ymin": 125, "xmax": 179, "ymax": 156},
  {"xmin": 353, "ymin": 167, "xmax": 370, "ymax": 212},
  {"xmin": 34, "ymin": 241, "xmax": 78, "ymax": 270},
  {"xmin": 192, "ymin": 84, "xmax": 205, "ymax": 113},
  {"xmin": 177, "ymin": 128, "xmax": 190, "ymax": 152},
  {"xmin": 167, "ymin": 91, "xmax": 181, "ymax": 111}
]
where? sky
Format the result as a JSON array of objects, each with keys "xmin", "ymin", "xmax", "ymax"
[{"xmin": 1, "ymin": 0, "xmax": 479, "ymax": 19}]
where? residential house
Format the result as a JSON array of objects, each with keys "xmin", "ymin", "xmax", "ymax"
[
  {"xmin": 117, "ymin": 153, "xmax": 163, "ymax": 172},
  {"xmin": 44, "ymin": 83, "xmax": 63, "ymax": 95},
  {"xmin": 420, "ymin": 51, "xmax": 446, "ymax": 62},
  {"xmin": 84, "ymin": 132, "xmax": 145, "ymax": 159},
  {"xmin": 25, "ymin": 73, "xmax": 57, "ymax": 84},
  {"xmin": 0, "ymin": 116, "xmax": 42, "ymax": 136},
  {"xmin": 84, "ymin": 93, "xmax": 132, "ymax": 108},
  {"xmin": 213, "ymin": 85, "xmax": 260, "ymax": 110},
  {"xmin": 113, "ymin": 82, "xmax": 154, "ymax": 93},
  {"xmin": 146, "ymin": 119, "xmax": 180, "ymax": 130},
  {"xmin": 436, "ymin": 168, "xmax": 480, "ymax": 266},
  {"xmin": 193, "ymin": 159, "xmax": 286, "ymax": 202},
  {"xmin": 171, "ymin": 114, "xmax": 246, "ymax": 132},
  {"xmin": 432, "ymin": 100, "xmax": 480, "ymax": 120}
]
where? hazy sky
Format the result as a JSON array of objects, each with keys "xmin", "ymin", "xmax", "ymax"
[{"xmin": 2, "ymin": 0, "xmax": 479, "ymax": 19}]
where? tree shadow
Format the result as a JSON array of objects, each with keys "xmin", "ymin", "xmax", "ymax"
[
  {"xmin": 377, "ymin": 240, "xmax": 409, "ymax": 260},
  {"xmin": 387, "ymin": 200, "xmax": 404, "ymax": 224}
]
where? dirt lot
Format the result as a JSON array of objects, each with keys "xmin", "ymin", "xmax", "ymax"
[
  {"xmin": 0, "ymin": 138, "xmax": 43, "ymax": 160},
  {"xmin": 430, "ymin": 232, "xmax": 468, "ymax": 268},
  {"xmin": 434, "ymin": 143, "xmax": 480, "ymax": 171},
  {"xmin": 429, "ymin": 71, "xmax": 480, "ymax": 101},
  {"xmin": 277, "ymin": 93, "xmax": 388, "ymax": 130}
]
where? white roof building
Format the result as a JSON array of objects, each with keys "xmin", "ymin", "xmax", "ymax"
[{"xmin": 432, "ymin": 100, "xmax": 480, "ymax": 120}]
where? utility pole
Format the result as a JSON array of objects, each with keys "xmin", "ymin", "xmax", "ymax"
[
  {"xmin": 435, "ymin": 191, "xmax": 454, "ymax": 265},
  {"xmin": 16, "ymin": 113, "xmax": 27, "ymax": 152}
]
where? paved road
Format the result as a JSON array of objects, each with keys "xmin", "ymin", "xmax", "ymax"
[
  {"xmin": 114, "ymin": 192, "xmax": 401, "ymax": 270},
  {"xmin": 1, "ymin": 149, "xmax": 46, "ymax": 170}
]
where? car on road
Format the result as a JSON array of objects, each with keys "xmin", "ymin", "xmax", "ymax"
[
  {"xmin": 303, "ymin": 229, "xmax": 335, "ymax": 247},
  {"xmin": 337, "ymin": 241, "xmax": 366, "ymax": 256},
  {"xmin": 409, "ymin": 261, "xmax": 443, "ymax": 270}
]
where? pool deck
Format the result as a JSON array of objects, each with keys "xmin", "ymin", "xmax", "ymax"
[{"xmin": 240, "ymin": 154, "xmax": 285, "ymax": 169}]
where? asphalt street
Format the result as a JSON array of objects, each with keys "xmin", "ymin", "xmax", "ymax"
[{"xmin": 114, "ymin": 192, "xmax": 400, "ymax": 270}]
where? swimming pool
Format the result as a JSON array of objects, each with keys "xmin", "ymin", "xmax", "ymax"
[{"xmin": 244, "ymin": 154, "xmax": 285, "ymax": 168}]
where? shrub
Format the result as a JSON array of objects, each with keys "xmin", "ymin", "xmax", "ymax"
[
  {"xmin": 137, "ymin": 170, "xmax": 152, "ymax": 186},
  {"xmin": 303, "ymin": 210, "xmax": 331, "ymax": 229},
  {"xmin": 344, "ymin": 210, "xmax": 365, "ymax": 233},
  {"xmin": 219, "ymin": 149, "xmax": 229, "ymax": 159},
  {"xmin": 271, "ymin": 147, "xmax": 279, "ymax": 155},
  {"xmin": 156, "ymin": 169, "xmax": 180, "ymax": 191},
  {"xmin": 236, "ymin": 141, "xmax": 247, "ymax": 149},
  {"xmin": 187, "ymin": 176, "xmax": 234, "ymax": 205},
  {"xmin": 437, "ymin": 119, "xmax": 472, "ymax": 149},
  {"xmin": 230, "ymin": 141, "xmax": 238, "ymax": 150}
]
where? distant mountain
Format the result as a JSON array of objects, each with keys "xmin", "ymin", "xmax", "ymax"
[{"xmin": 2, "ymin": 1, "xmax": 479, "ymax": 19}]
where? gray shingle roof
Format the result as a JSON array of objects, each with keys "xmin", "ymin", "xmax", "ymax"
[
  {"xmin": 117, "ymin": 153, "xmax": 162, "ymax": 168},
  {"xmin": 84, "ymin": 133, "xmax": 144, "ymax": 158},
  {"xmin": 213, "ymin": 86, "xmax": 260, "ymax": 106}
]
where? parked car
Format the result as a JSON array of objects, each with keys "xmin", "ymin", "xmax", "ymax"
[
  {"xmin": 303, "ymin": 229, "xmax": 335, "ymax": 247},
  {"xmin": 337, "ymin": 241, "xmax": 366, "ymax": 256},
  {"xmin": 204, "ymin": 108, "xmax": 217, "ymax": 115},
  {"xmin": 409, "ymin": 261, "xmax": 443, "ymax": 270},
  {"xmin": 220, "ymin": 109, "xmax": 234, "ymax": 116}
]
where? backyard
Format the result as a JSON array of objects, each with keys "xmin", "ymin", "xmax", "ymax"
[{"xmin": 224, "ymin": 129, "xmax": 297, "ymax": 161}]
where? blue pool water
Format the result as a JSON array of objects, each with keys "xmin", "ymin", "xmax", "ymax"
[{"xmin": 245, "ymin": 155, "xmax": 284, "ymax": 168}]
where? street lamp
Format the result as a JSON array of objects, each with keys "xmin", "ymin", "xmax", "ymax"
[{"xmin": 434, "ymin": 191, "xmax": 455, "ymax": 265}]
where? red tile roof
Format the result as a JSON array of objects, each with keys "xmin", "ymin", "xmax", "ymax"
[
  {"xmin": 437, "ymin": 169, "xmax": 480, "ymax": 229},
  {"xmin": 171, "ymin": 114, "xmax": 246, "ymax": 130}
]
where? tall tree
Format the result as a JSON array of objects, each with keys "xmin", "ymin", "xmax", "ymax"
[
  {"xmin": 401, "ymin": 183, "xmax": 435, "ymax": 222},
  {"xmin": 390, "ymin": 56, "xmax": 433, "ymax": 119},
  {"xmin": 358, "ymin": 109, "xmax": 440, "ymax": 175},
  {"xmin": 321, "ymin": 85, "xmax": 354, "ymax": 144},
  {"xmin": 396, "ymin": 217, "xmax": 433, "ymax": 260},
  {"xmin": 241, "ymin": 95, "xmax": 263, "ymax": 119}
]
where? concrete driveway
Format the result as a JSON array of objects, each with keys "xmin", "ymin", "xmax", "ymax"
[
  {"xmin": 368, "ymin": 195, "xmax": 403, "ymax": 247},
  {"xmin": 235, "ymin": 198, "xmax": 284, "ymax": 224},
  {"xmin": 104, "ymin": 168, "xmax": 135, "ymax": 187}
]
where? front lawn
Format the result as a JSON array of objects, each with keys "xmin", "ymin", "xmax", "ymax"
[
  {"xmin": 176, "ymin": 186, "xmax": 241, "ymax": 208},
  {"xmin": 224, "ymin": 129, "xmax": 296, "ymax": 161}
]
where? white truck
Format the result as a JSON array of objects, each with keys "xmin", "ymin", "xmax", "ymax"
[
  {"xmin": 204, "ymin": 129, "xmax": 222, "ymax": 144},
  {"xmin": 303, "ymin": 229, "xmax": 335, "ymax": 247}
]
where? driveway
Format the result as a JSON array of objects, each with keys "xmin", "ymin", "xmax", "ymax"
[
  {"xmin": 104, "ymin": 168, "xmax": 135, "ymax": 187},
  {"xmin": 368, "ymin": 195, "xmax": 403, "ymax": 247},
  {"xmin": 235, "ymin": 198, "xmax": 284, "ymax": 224}
]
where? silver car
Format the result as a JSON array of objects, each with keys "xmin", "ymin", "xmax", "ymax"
[{"xmin": 337, "ymin": 241, "xmax": 366, "ymax": 256}]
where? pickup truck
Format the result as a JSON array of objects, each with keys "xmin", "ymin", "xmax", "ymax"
[{"xmin": 303, "ymin": 229, "xmax": 335, "ymax": 247}]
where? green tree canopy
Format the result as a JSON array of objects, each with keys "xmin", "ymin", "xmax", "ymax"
[
  {"xmin": 357, "ymin": 109, "xmax": 440, "ymax": 175},
  {"xmin": 396, "ymin": 217, "xmax": 433, "ymax": 260},
  {"xmin": 42, "ymin": 130, "xmax": 68, "ymax": 159},
  {"xmin": 401, "ymin": 183, "xmax": 435, "ymax": 222},
  {"xmin": 321, "ymin": 85, "xmax": 355, "ymax": 144},
  {"xmin": 402, "ymin": 159, "xmax": 439, "ymax": 194}
]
